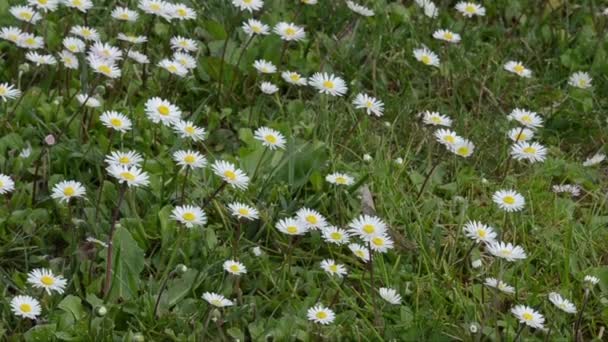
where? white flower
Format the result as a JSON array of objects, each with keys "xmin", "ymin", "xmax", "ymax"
[
  {"xmin": 552, "ymin": 184, "xmax": 581, "ymax": 197},
  {"xmin": 64, "ymin": 0, "xmax": 93, "ymax": 12},
  {"xmin": 59, "ymin": 50, "xmax": 79, "ymax": 69},
  {"xmin": 504, "ymin": 61, "xmax": 532, "ymax": 78},
  {"xmin": 252, "ymin": 246, "xmax": 263, "ymax": 256},
  {"xmin": 158, "ymin": 59, "xmax": 188, "ymax": 77},
  {"xmin": 583, "ymin": 153, "xmax": 605, "ymax": 167},
  {"xmin": 413, "ymin": 47, "xmax": 439, "ymax": 67},
  {"xmin": 100, "ymin": 111, "xmax": 132, "ymax": 132},
  {"xmin": 363, "ymin": 154, "xmax": 372, "ymax": 161},
  {"xmin": 484, "ymin": 278, "xmax": 515, "ymax": 294},
  {"xmin": 394, "ymin": 157, "xmax": 404, "ymax": 165},
  {"xmin": 433, "ymin": 29, "xmax": 461, "ymax": 43},
  {"xmin": 10, "ymin": 296, "xmax": 41, "ymax": 319},
  {"xmin": 510, "ymin": 141, "xmax": 548, "ymax": 163},
  {"xmin": 507, "ymin": 108, "xmax": 543, "ymax": 129},
  {"xmin": 242, "ymin": 19, "xmax": 270, "ymax": 36},
  {"xmin": 63, "ymin": 37, "xmax": 86, "ymax": 53},
  {"xmin": 548, "ymin": 292, "xmax": 577, "ymax": 314},
  {"xmin": 492, "ymin": 189, "xmax": 525, "ymax": 212},
  {"xmin": 309, "ymin": 72, "xmax": 348, "ymax": 96},
  {"xmin": 128, "ymin": 50, "xmax": 150, "ymax": 64},
  {"xmin": 378, "ymin": 287, "xmax": 402, "ymax": 305},
  {"xmin": 26, "ymin": 52, "xmax": 57, "ymax": 65},
  {"xmin": 70, "ymin": 25, "xmax": 100, "ymax": 41},
  {"xmin": 487, "ymin": 241, "xmax": 527, "ymax": 262},
  {"xmin": 87, "ymin": 56, "xmax": 120, "ymax": 78},
  {"xmin": 169, "ymin": 3, "xmax": 196, "ymax": 20},
  {"xmin": 105, "ymin": 150, "xmax": 143, "ymax": 167},
  {"xmin": 138, "ymin": 0, "xmax": 172, "ymax": 20},
  {"xmin": 0, "ymin": 83, "xmax": 21, "ymax": 102},
  {"xmin": 369, "ymin": 233, "xmax": 394, "ymax": 253},
  {"xmin": 172, "ymin": 120, "xmax": 206, "ymax": 142},
  {"xmin": 0, "ymin": 27, "xmax": 23, "ymax": 44},
  {"xmin": 117, "ymin": 33, "xmax": 148, "ymax": 44},
  {"xmin": 274, "ymin": 22, "xmax": 306, "ymax": 41},
  {"xmin": 211, "ymin": 160, "xmax": 250, "ymax": 190},
  {"xmin": 321, "ymin": 226, "xmax": 351, "ymax": 245},
  {"xmin": 584, "ymin": 275, "xmax": 599, "ymax": 285},
  {"xmin": 28, "ymin": 0, "xmax": 59, "ymax": 12},
  {"xmin": 353, "ymin": 93, "xmax": 384, "ymax": 117},
  {"xmin": 260, "ymin": 82, "xmax": 279, "ymax": 94},
  {"xmin": 254, "ymin": 126, "xmax": 286, "ymax": 150},
  {"xmin": 455, "ymin": 2, "xmax": 486, "ymax": 17},
  {"xmin": 145, "ymin": 97, "xmax": 181, "ymax": 126},
  {"xmin": 223, "ymin": 260, "xmax": 247, "ymax": 275},
  {"xmin": 415, "ymin": 0, "xmax": 438, "ymax": 18},
  {"xmin": 173, "ymin": 52, "xmax": 197, "ymax": 69},
  {"xmin": 450, "ymin": 139, "xmax": 475, "ymax": 158},
  {"xmin": 421, "ymin": 111, "xmax": 452, "ymax": 126},
  {"xmin": 253, "ymin": 59, "xmax": 276, "ymax": 74},
  {"xmin": 307, "ymin": 305, "xmax": 335, "ymax": 325},
  {"xmin": 471, "ymin": 259, "xmax": 482, "ymax": 268},
  {"xmin": 51, "ymin": 180, "xmax": 86, "ymax": 203},
  {"xmin": 348, "ymin": 214, "xmax": 387, "ymax": 241},
  {"xmin": 227, "ymin": 202, "xmax": 259, "ymax": 220},
  {"xmin": 568, "ymin": 71, "xmax": 592, "ymax": 89},
  {"xmin": 346, "ymin": 1, "xmax": 374, "ymax": 16},
  {"xmin": 320, "ymin": 259, "xmax": 347, "ymax": 277},
  {"xmin": 296, "ymin": 208, "xmax": 328, "ymax": 230},
  {"xmin": 348, "ymin": 243, "xmax": 370, "ymax": 262},
  {"xmin": 107, "ymin": 165, "xmax": 150, "ymax": 187},
  {"xmin": 507, "ymin": 127, "xmax": 534, "ymax": 142},
  {"xmin": 434, "ymin": 129, "xmax": 462, "ymax": 147},
  {"xmin": 17, "ymin": 33, "xmax": 44, "ymax": 49},
  {"xmin": 325, "ymin": 172, "xmax": 354, "ymax": 186},
  {"xmin": 232, "ymin": 0, "xmax": 263, "ymax": 12},
  {"xmin": 276, "ymin": 217, "xmax": 309, "ymax": 235},
  {"xmin": 10, "ymin": 6, "xmax": 42, "ymax": 24},
  {"xmin": 282, "ymin": 71, "xmax": 308, "ymax": 86},
  {"xmin": 27, "ymin": 268, "xmax": 67, "ymax": 294},
  {"xmin": 111, "ymin": 7, "xmax": 139, "ymax": 21},
  {"xmin": 463, "ymin": 221, "xmax": 497, "ymax": 244},
  {"xmin": 173, "ymin": 150, "xmax": 207, "ymax": 169},
  {"xmin": 511, "ymin": 305, "xmax": 545, "ymax": 329},
  {"xmin": 202, "ymin": 292, "xmax": 234, "ymax": 307},
  {"xmin": 170, "ymin": 36, "xmax": 198, "ymax": 52},
  {"xmin": 76, "ymin": 94, "xmax": 101, "ymax": 108},
  {"xmin": 171, "ymin": 205, "xmax": 207, "ymax": 228}
]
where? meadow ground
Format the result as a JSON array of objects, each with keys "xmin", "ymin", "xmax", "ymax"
[{"xmin": 0, "ymin": 0, "xmax": 607, "ymax": 341}]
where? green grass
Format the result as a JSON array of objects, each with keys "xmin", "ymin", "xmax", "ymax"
[{"xmin": 1, "ymin": 0, "xmax": 607, "ymax": 340}]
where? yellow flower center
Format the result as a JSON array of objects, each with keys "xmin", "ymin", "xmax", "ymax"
[
  {"xmin": 290, "ymin": 74, "xmax": 300, "ymax": 81},
  {"xmin": 362, "ymin": 224, "xmax": 375, "ymax": 234},
  {"xmin": 366, "ymin": 101, "xmax": 373, "ymax": 108},
  {"xmin": 177, "ymin": 8, "xmax": 187, "ymax": 16},
  {"xmin": 252, "ymin": 25, "xmax": 261, "ymax": 33},
  {"xmin": 335, "ymin": 176, "xmax": 347, "ymax": 184},
  {"xmin": 229, "ymin": 264, "xmax": 240, "ymax": 272},
  {"xmin": 503, "ymin": 196, "xmax": 515, "ymax": 204},
  {"xmin": 430, "ymin": 116, "xmax": 441, "ymax": 124},
  {"xmin": 306, "ymin": 215, "xmax": 318, "ymax": 224},
  {"xmin": 40, "ymin": 275, "xmax": 55, "ymax": 285},
  {"xmin": 457, "ymin": 147, "xmax": 469, "ymax": 156},
  {"xmin": 120, "ymin": 172, "xmax": 136, "ymax": 181},
  {"xmin": 8, "ymin": 34, "xmax": 18, "ymax": 41},
  {"xmin": 110, "ymin": 118, "xmax": 123, "ymax": 127},
  {"xmin": 286, "ymin": 226, "xmax": 298, "ymax": 234},
  {"xmin": 578, "ymin": 79, "xmax": 587, "ymax": 87},
  {"xmin": 329, "ymin": 264, "xmax": 338, "ymax": 272},
  {"xmin": 421, "ymin": 55, "xmax": 431, "ymax": 65},
  {"xmin": 355, "ymin": 250, "xmax": 365, "ymax": 258},
  {"xmin": 150, "ymin": 3, "xmax": 161, "ymax": 11},
  {"xmin": 443, "ymin": 32, "xmax": 453, "ymax": 40},
  {"xmin": 323, "ymin": 80, "xmax": 334, "ymax": 89},
  {"xmin": 25, "ymin": 37, "xmax": 35, "ymax": 45},
  {"xmin": 477, "ymin": 229, "xmax": 486, "ymax": 238},
  {"xmin": 244, "ymin": 0, "xmax": 252, "ymax": 3},
  {"xmin": 316, "ymin": 311, "xmax": 327, "ymax": 319},
  {"xmin": 501, "ymin": 249, "xmax": 512, "ymax": 256},
  {"xmin": 184, "ymin": 155, "xmax": 196, "ymax": 164},
  {"xmin": 330, "ymin": 232, "xmax": 342, "ymax": 240},
  {"xmin": 264, "ymin": 135, "xmax": 277, "ymax": 144},
  {"xmin": 20, "ymin": 303, "xmax": 32, "ymax": 313},
  {"xmin": 20, "ymin": 12, "xmax": 33, "ymax": 20},
  {"xmin": 68, "ymin": 44, "xmax": 77, "ymax": 51},
  {"xmin": 520, "ymin": 115, "xmax": 532, "ymax": 124},
  {"xmin": 444, "ymin": 135, "xmax": 455, "ymax": 143},
  {"xmin": 372, "ymin": 236, "xmax": 384, "ymax": 246},
  {"xmin": 119, "ymin": 13, "xmax": 129, "ymax": 19},
  {"xmin": 168, "ymin": 65, "xmax": 178, "ymax": 73},
  {"xmin": 465, "ymin": 5, "xmax": 475, "ymax": 13},
  {"xmin": 522, "ymin": 313, "xmax": 533, "ymax": 321},
  {"xmin": 0, "ymin": 88, "xmax": 4, "ymax": 95},
  {"xmin": 157, "ymin": 105, "xmax": 170, "ymax": 116},
  {"xmin": 285, "ymin": 27, "xmax": 296, "ymax": 36},
  {"xmin": 513, "ymin": 64, "xmax": 525, "ymax": 74},
  {"xmin": 182, "ymin": 212, "xmax": 196, "ymax": 221},
  {"xmin": 223, "ymin": 170, "xmax": 237, "ymax": 181},
  {"xmin": 39, "ymin": 0, "xmax": 48, "ymax": 4},
  {"xmin": 63, "ymin": 186, "xmax": 75, "ymax": 196},
  {"xmin": 211, "ymin": 299, "xmax": 222, "ymax": 306},
  {"xmin": 0, "ymin": 180, "xmax": 3, "ymax": 188},
  {"xmin": 185, "ymin": 126, "xmax": 195, "ymax": 134},
  {"xmin": 82, "ymin": 29, "xmax": 91, "ymax": 37},
  {"xmin": 98, "ymin": 65, "xmax": 112, "ymax": 75},
  {"xmin": 516, "ymin": 133, "xmax": 526, "ymax": 141},
  {"xmin": 119, "ymin": 156, "xmax": 130, "ymax": 164},
  {"xmin": 523, "ymin": 146, "xmax": 536, "ymax": 154},
  {"xmin": 73, "ymin": 0, "xmax": 82, "ymax": 6},
  {"xmin": 238, "ymin": 208, "xmax": 249, "ymax": 216}
]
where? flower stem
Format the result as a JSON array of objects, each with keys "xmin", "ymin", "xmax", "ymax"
[
  {"xmin": 416, "ymin": 158, "xmax": 441, "ymax": 200},
  {"xmin": 574, "ymin": 288, "xmax": 590, "ymax": 341},
  {"xmin": 180, "ymin": 166, "xmax": 190, "ymax": 204},
  {"xmin": 251, "ymin": 147, "xmax": 268, "ymax": 182},
  {"xmin": 153, "ymin": 228, "xmax": 184, "ymax": 317},
  {"xmin": 201, "ymin": 182, "xmax": 227, "ymax": 210},
  {"xmin": 513, "ymin": 324, "xmax": 525, "ymax": 342},
  {"xmin": 102, "ymin": 183, "xmax": 128, "ymax": 298}
]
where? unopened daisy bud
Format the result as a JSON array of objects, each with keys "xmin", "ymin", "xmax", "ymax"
[
  {"xmin": 44, "ymin": 134, "xmax": 56, "ymax": 146},
  {"xmin": 95, "ymin": 305, "xmax": 108, "ymax": 317},
  {"xmin": 471, "ymin": 259, "xmax": 482, "ymax": 268},
  {"xmin": 175, "ymin": 264, "xmax": 188, "ymax": 274},
  {"xmin": 132, "ymin": 333, "xmax": 145, "ymax": 342},
  {"xmin": 469, "ymin": 323, "xmax": 479, "ymax": 334},
  {"xmin": 363, "ymin": 154, "xmax": 372, "ymax": 161},
  {"xmin": 19, "ymin": 63, "xmax": 31, "ymax": 73}
]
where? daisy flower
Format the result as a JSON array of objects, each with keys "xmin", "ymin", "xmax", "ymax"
[
  {"xmin": 325, "ymin": 172, "xmax": 354, "ymax": 186},
  {"xmin": 158, "ymin": 59, "xmax": 188, "ymax": 77},
  {"xmin": 450, "ymin": 139, "xmax": 475, "ymax": 158},
  {"xmin": 511, "ymin": 305, "xmax": 545, "ymax": 329},
  {"xmin": 17, "ymin": 34, "xmax": 44, "ymax": 49},
  {"xmin": 504, "ymin": 61, "xmax": 531, "ymax": 78},
  {"xmin": 510, "ymin": 141, "xmax": 547, "ymax": 163},
  {"xmin": 492, "ymin": 189, "xmax": 525, "ymax": 212},
  {"xmin": 138, "ymin": 0, "xmax": 172, "ymax": 20},
  {"xmin": 353, "ymin": 93, "xmax": 384, "ymax": 117},
  {"xmin": 433, "ymin": 29, "xmax": 461, "ymax": 43},
  {"xmin": 309, "ymin": 72, "xmax": 348, "ymax": 96},
  {"xmin": 568, "ymin": 71, "xmax": 592, "ymax": 89},
  {"xmin": 507, "ymin": 108, "xmax": 543, "ymax": 129},
  {"xmin": 128, "ymin": 50, "xmax": 150, "ymax": 64},
  {"xmin": 0, "ymin": 174, "xmax": 16, "ymax": 195},
  {"xmin": 507, "ymin": 127, "xmax": 534, "ymax": 142},
  {"xmin": 51, "ymin": 180, "xmax": 86, "ymax": 203},
  {"xmin": 63, "ymin": 37, "xmax": 86, "ymax": 53},
  {"xmin": 10, "ymin": 6, "xmax": 42, "ymax": 24},
  {"xmin": 321, "ymin": 226, "xmax": 351, "ymax": 245},
  {"xmin": 223, "ymin": 260, "xmax": 247, "ymax": 275},
  {"xmin": 242, "ymin": 19, "xmax": 270, "ymax": 36},
  {"xmin": 28, "ymin": 0, "xmax": 59, "ymax": 12},
  {"xmin": 552, "ymin": 184, "xmax": 581, "ymax": 197},
  {"xmin": 348, "ymin": 214, "xmax": 387, "ymax": 241},
  {"xmin": 276, "ymin": 217, "xmax": 309, "ymax": 235},
  {"xmin": 10, "ymin": 296, "xmax": 41, "ymax": 319},
  {"xmin": 59, "ymin": 50, "xmax": 79, "ymax": 69},
  {"xmin": 227, "ymin": 202, "xmax": 259, "ymax": 220},
  {"xmin": 253, "ymin": 59, "xmax": 276, "ymax": 74},
  {"xmin": 117, "ymin": 33, "xmax": 148, "ymax": 45},
  {"xmin": 260, "ymin": 82, "xmax": 279, "ymax": 94},
  {"xmin": 471, "ymin": 259, "xmax": 482, "ymax": 268},
  {"xmin": 282, "ymin": 71, "xmax": 308, "ymax": 85},
  {"xmin": 0, "ymin": 27, "xmax": 23, "ymax": 43},
  {"xmin": 421, "ymin": 111, "xmax": 452, "ymax": 126},
  {"xmin": 301, "ymin": 0, "xmax": 317, "ymax": 4},
  {"xmin": 170, "ymin": 36, "xmax": 198, "ymax": 52},
  {"xmin": 100, "ymin": 111, "xmax": 132, "ymax": 132},
  {"xmin": 434, "ymin": 129, "xmax": 462, "ymax": 147},
  {"xmin": 26, "ymin": 52, "xmax": 56, "ymax": 65},
  {"xmin": 173, "ymin": 150, "xmax": 207, "ymax": 169},
  {"xmin": 548, "ymin": 292, "xmax": 577, "ymax": 314},
  {"xmin": 274, "ymin": 22, "xmax": 306, "ymax": 41},
  {"xmin": 413, "ymin": 47, "xmax": 439, "ymax": 67},
  {"xmin": 455, "ymin": 2, "xmax": 486, "ymax": 17},
  {"xmin": 27, "ymin": 268, "xmax": 68, "ymax": 294},
  {"xmin": 169, "ymin": 3, "xmax": 196, "ymax": 20},
  {"xmin": 87, "ymin": 56, "xmax": 120, "ymax": 78},
  {"xmin": 584, "ymin": 275, "xmax": 599, "ymax": 285},
  {"xmin": 583, "ymin": 153, "xmax": 605, "ymax": 167},
  {"xmin": 70, "ymin": 25, "xmax": 100, "ymax": 41},
  {"xmin": 173, "ymin": 52, "xmax": 197, "ymax": 69},
  {"xmin": 76, "ymin": 94, "xmax": 101, "ymax": 108},
  {"xmin": 105, "ymin": 150, "xmax": 143, "ymax": 167},
  {"xmin": 320, "ymin": 259, "xmax": 347, "ymax": 278},
  {"xmin": 346, "ymin": 1, "xmax": 374, "ymax": 16},
  {"xmin": 369, "ymin": 234, "xmax": 394, "ymax": 253},
  {"xmin": 487, "ymin": 241, "xmax": 527, "ymax": 262},
  {"xmin": 111, "ymin": 7, "xmax": 139, "ymax": 21},
  {"xmin": 0, "ymin": 83, "xmax": 21, "ymax": 102},
  {"xmin": 211, "ymin": 160, "xmax": 250, "ymax": 190},
  {"xmin": 232, "ymin": 0, "xmax": 263, "ymax": 12},
  {"xmin": 64, "ymin": 0, "xmax": 93, "ymax": 12},
  {"xmin": 463, "ymin": 221, "xmax": 497, "ymax": 244},
  {"xmin": 417, "ymin": 0, "xmax": 438, "ymax": 18},
  {"xmin": 484, "ymin": 277, "xmax": 515, "ymax": 294},
  {"xmin": 379, "ymin": 287, "xmax": 402, "ymax": 305},
  {"xmin": 145, "ymin": 97, "xmax": 181, "ymax": 126},
  {"xmin": 172, "ymin": 120, "xmax": 206, "ymax": 141},
  {"xmin": 254, "ymin": 126, "xmax": 286, "ymax": 150},
  {"xmin": 107, "ymin": 165, "xmax": 150, "ymax": 187},
  {"xmin": 296, "ymin": 208, "xmax": 328, "ymax": 229},
  {"xmin": 171, "ymin": 205, "xmax": 207, "ymax": 228},
  {"xmin": 89, "ymin": 42, "xmax": 123, "ymax": 62},
  {"xmin": 202, "ymin": 292, "xmax": 234, "ymax": 307},
  {"xmin": 307, "ymin": 305, "xmax": 335, "ymax": 325},
  {"xmin": 348, "ymin": 243, "xmax": 370, "ymax": 262}
]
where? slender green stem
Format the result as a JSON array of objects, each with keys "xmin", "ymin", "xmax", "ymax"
[
  {"xmin": 103, "ymin": 183, "xmax": 128, "ymax": 297},
  {"xmin": 153, "ymin": 228, "xmax": 184, "ymax": 317}
]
